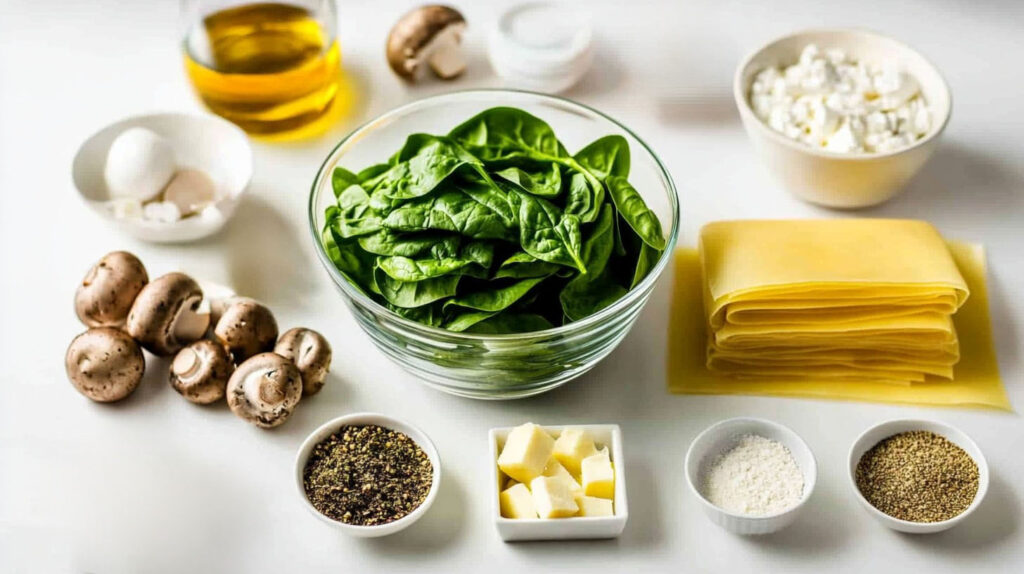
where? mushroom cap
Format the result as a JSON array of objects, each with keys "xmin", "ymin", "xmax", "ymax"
[
  {"xmin": 169, "ymin": 339, "xmax": 234, "ymax": 404},
  {"xmin": 75, "ymin": 251, "xmax": 149, "ymax": 327},
  {"xmin": 386, "ymin": 5, "xmax": 466, "ymax": 80},
  {"xmin": 126, "ymin": 272, "xmax": 209, "ymax": 356},
  {"xmin": 213, "ymin": 298, "xmax": 278, "ymax": 363},
  {"xmin": 274, "ymin": 327, "xmax": 332, "ymax": 396},
  {"xmin": 226, "ymin": 352, "xmax": 302, "ymax": 428},
  {"xmin": 65, "ymin": 327, "xmax": 145, "ymax": 402}
]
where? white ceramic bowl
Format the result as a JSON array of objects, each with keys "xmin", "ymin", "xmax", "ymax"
[
  {"xmin": 734, "ymin": 28, "xmax": 952, "ymax": 208},
  {"xmin": 685, "ymin": 417, "xmax": 817, "ymax": 535},
  {"xmin": 847, "ymin": 419, "xmax": 989, "ymax": 534},
  {"xmin": 294, "ymin": 412, "xmax": 442, "ymax": 538},
  {"xmin": 489, "ymin": 424, "xmax": 628, "ymax": 541},
  {"xmin": 72, "ymin": 112, "xmax": 252, "ymax": 242}
]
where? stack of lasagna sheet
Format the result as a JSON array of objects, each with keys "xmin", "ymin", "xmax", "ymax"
[{"xmin": 699, "ymin": 219, "xmax": 969, "ymax": 385}]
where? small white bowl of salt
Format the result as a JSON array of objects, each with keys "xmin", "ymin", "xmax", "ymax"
[{"xmin": 684, "ymin": 417, "xmax": 817, "ymax": 535}]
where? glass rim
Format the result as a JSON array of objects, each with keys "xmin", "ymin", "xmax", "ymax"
[
  {"xmin": 307, "ymin": 88, "xmax": 681, "ymax": 341},
  {"xmin": 179, "ymin": 0, "xmax": 339, "ymax": 61}
]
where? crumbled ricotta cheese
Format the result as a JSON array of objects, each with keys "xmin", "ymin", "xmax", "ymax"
[{"xmin": 750, "ymin": 44, "xmax": 931, "ymax": 154}]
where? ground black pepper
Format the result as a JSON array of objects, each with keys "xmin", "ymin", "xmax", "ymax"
[
  {"xmin": 855, "ymin": 430, "xmax": 979, "ymax": 523},
  {"xmin": 303, "ymin": 424, "xmax": 433, "ymax": 526}
]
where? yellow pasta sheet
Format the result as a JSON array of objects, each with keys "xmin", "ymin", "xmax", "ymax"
[
  {"xmin": 667, "ymin": 232, "xmax": 1010, "ymax": 410},
  {"xmin": 700, "ymin": 220, "xmax": 968, "ymax": 384}
]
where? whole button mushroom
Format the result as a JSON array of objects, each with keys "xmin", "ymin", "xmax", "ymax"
[
  {"xmin": 274, "ymin": 327, "xmax": 332, "ymax": 396},
  {"xmin": 126, "ymin": 272, "xmax": 210, "ymax": 356},
  {"xmin": 214, "ymin": 298, "xmax": 278, "ymax": 363},
  {"xmin": 386, "ymin": 5, "xmax": 467, "ymax": 82},
  {"xmin": 169, "ymin": 340, "xmax": 234, "ymax": 404},
  {"xmin": 75, "ymin": 251, "xmax": 149, "ymax": 327},
  {"xmin": 226, "ymin": 353, "xmax": 302, "ymax": 428},
  {"xmin": 65, "ymin": 327, "xmax": 145, "ymax": 402}
]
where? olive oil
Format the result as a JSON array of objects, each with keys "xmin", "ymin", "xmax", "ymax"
[{"xmin": 184, "ymin": 2, "xmax": 345, "ymax": 139}]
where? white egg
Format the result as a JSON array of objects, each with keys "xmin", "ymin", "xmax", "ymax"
[{"xmin": 104, "ymin": 127, "xmax": 177, "ymax": 201}]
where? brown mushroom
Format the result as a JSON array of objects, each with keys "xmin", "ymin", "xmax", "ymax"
[
  {"xmin": 274, "ymin": 327, "xmax": 333, "ymax": 396},
  {"xmin": 386, "ymin": 5, "xmax": 467, "ymax": 82},
  {"xmin": 75, "ymin": 251, "xmax": 149, "ymax": 327},
  {"xmin": 126, "ymin": 272, "xmax": 210, "ymax": 356},
  {"xmin": 213, "ymin": 298, "xmax": 278, "ymax": 363},
  {"xmin": 226, "ymin": 353, "xmax": 302, "ymax": 428},
  {"xmin": 169, "ymin": 339, "xmax": 234, "ymax": 404},
  {"xmin": 65, "ymin": 327, "xmax": 145, "ymax": 402}
]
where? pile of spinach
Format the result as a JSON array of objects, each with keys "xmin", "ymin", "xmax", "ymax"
[{"xmin": 322, "ymin": 107, "xmax": 666, "ymax": 334}]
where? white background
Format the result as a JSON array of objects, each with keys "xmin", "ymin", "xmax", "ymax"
[{"xmin": 2, "ymin": 0, "xmax": 1023, "ymax": 572}]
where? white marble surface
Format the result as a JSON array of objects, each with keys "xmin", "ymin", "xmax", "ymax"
[{"xmin": 2, "ymin": 0, "xmax": 1023, "ymax": 571}]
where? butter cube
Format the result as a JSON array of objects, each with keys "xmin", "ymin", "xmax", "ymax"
[
  {"xmin": 581, "ymin": 452, "xmax": 615, "ymax": 499},
  {"xmin": 500, "ymin": 483, "xmax": 538, "ymax": 519},
  {"xmin": 498, "ymin": 423, "xmax": 555, "ymax": 484},
  {"xmin": 576, "ymin": 495, "xmax": 614, "ymax": 517},
  {"xmin": 530, "ymin": 476, "xmax": 579, "ymax": 518},
  {"xmin": 542, "ymin": 459, "xmax": 582, "ymax": 495},
  {"xmin": 552, "ymin": 428, "xmax": 598, "ymax": 476}
]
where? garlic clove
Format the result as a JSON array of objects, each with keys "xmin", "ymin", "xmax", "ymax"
[{"xmin": 163, "ymin": 169, "xmax": 218, "ymax": 217}]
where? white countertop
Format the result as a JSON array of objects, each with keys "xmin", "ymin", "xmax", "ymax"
[{"xmin": 2, "ymin": 0, "xmax": 1023, "ymax": 571}]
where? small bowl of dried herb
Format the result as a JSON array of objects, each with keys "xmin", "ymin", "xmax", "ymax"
[
  {"xmin": 848, "ymin": 419, "xmax": 989, "ymax": 534},
  {"xmin": 295, "ymin": 413, "xmax": 442, "ymax": 537}
]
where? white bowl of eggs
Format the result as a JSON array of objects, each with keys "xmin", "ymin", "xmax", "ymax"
[{"xmin": 72, "ymin": 112, "xmax": 252, "ymax": 242}]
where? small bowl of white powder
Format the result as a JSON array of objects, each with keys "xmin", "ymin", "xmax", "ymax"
[
  {"xmin": 685, "ymin": 417, "xmax": 817, "ymax": 535},
  {"xmin": 733, "ymin": 29, "xmax": 952, "ymax": 208}
]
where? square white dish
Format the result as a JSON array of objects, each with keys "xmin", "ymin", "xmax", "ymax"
[{"xmin": 489, "ymin": 424, "xmax": 628, "ymax": 542}]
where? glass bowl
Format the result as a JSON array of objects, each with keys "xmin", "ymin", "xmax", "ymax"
[{"xmin": 308, "ymin": 90, "xmax": 679, "ymax": 399}]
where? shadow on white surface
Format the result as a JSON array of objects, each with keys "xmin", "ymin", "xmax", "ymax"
[
  {"xmin": 655, "ymin": 93, "xmax": 738, "ymax": 127},
  {"xmin": 865, "ymin": 144, "xmax": 1024, "ymax": 227},
  {"xmin": 740, "ymin": 488, "xmax": 848, "ymax": 556},
  {"xmin": 617, "ymin": 460, "xmax": 664, "ymax": 549},
  {"xmin": 563, "ymin": 41, "xmax": 626, "ymax": 100},
  {"xmin": 220, "ymin": 192, "xmax": 316, "ymax": 309},
  {"xmin": 899, "ymin": 472, "xmax": 1020, "ymax": 553},
  {"xmin": 361, "ymin": 470, "xmax": 468, "ymax": 555}
]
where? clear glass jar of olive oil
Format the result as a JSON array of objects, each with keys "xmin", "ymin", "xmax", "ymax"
[{"xmin": 182, "ymin": 1, "xmax": 346, "ymax": 139}]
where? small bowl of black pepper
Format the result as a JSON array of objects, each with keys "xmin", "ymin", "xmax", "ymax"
[
  {"xmin": 295, "ymin": 412, "xmax": 441, "ymax": 537},
  {"xmin": 847, "ymin": 419, "xmax": 989, "ymax": 534}
]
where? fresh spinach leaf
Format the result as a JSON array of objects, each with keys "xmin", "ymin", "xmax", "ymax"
[
  {"xmin": 631, "ymin": 242, "xmax": 661, "ymax": 288},
  {"xmin": 574, "ymin": 135, "xmax": 631, "ymax": 179},
  {"xmin": 375, "ymin": 269, "xmax": 461, "ymax": 308},
  {"xmin": 465, "ymin": 312, "xmax": 555, "ymax": 334},
  {"xmin": 448, "ymin": 107, "xmax": 567, "ymax": 163},
  {"xmin": 388, "ymin": 302, "xmax": 446, "ymax": 328},
  {"xmin": 606, "ymin": 175, "xmax": 666, "ymax": 250},
  {"xmin": 373, "ymin": 134, "xmax": 478, "ymax": 200},
  {"xmin": 377, "ymin": 256, "xmax": 478, "ymax": 282},
  {"xmin": 332, "ymin": 185, "xmax": 383, "ymax": 238},
  {"xmin": 511, "ymin": 191, "xmax": 586, "ymax": 272},
  {"xmin": 560, "ymin": 205, "xmax": 628, "ymax": 320},
  {"xmin": 358, "ymin": 230, "xmax": 458, "ymax": 257},
  {"xmin": 322, "ymin": 222, "xmax": 379, "ymax": 296},
  {"xmin": 332, "ymin": 167, "xmax": 359, "ymax": 197},
  {"xmin": 444, "ymin": 310, "xmax": 498, "ymax": 332},
  {"xmin": 494, "ymin": 163, "xmax": 562, "ymax": 197},
  {"xmin": 382, "ymin": 190, "xmax": 516, "ymax": 241},
  {"xmin": 444, "ymin": 276, "xmax": 547, "ymax": 313},
  {"xmin": 456, "ymin": 172, "xmax": 517, "ymax": 227},
  {"xmin": 495, "ymin": 252, "xmax": 564, "ymax": 279}
]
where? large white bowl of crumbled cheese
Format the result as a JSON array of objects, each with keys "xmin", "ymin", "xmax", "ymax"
[{"xmin": 734, "ymin": 29, "xmax": 951, "ymax": 208}]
